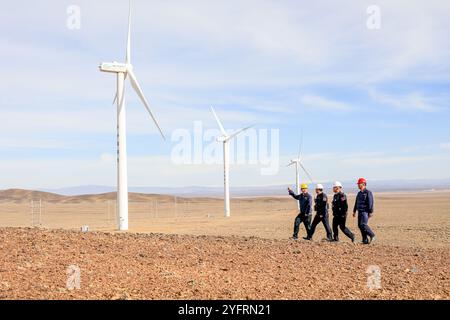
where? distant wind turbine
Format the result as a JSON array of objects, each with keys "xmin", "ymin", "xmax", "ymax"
[
  {"xmin": 287, "ymin": 131, "xmax": 315, "ymax": 209},
  {"xmin": 99, "ymin": 0, "xmax": 165, "ymax": 231},
  {"xmin": 211, "ymin": 107, "xmax": 253, "ymax": 217}
]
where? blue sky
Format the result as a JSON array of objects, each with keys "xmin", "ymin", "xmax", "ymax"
[{"xmin": 1, "ymin": 0, "xmax": 450, "ymax": 189}]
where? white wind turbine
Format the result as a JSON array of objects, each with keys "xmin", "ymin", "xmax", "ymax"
[
  {"xmin": 99, "ymin": 0, "xmax": 165, "ymax": 231},
  {"xmin": 287, "ymin": 132, "xmax": 315, "ymax": 209},
  {"xmin": 211, "ymin": 107, "xmax": 253, "ymax": 218}
]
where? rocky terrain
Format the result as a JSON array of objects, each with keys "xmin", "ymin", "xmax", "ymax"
[{"xmin": 0, "ymin": 227, "xmax": 448, "ymax": 300}]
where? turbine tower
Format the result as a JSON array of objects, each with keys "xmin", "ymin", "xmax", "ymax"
[
  {"xmin": 211, "ymin": 107, "xmax": 252, "ymax": 218},
  {"xmin": 99, "ymin": 0, "xmax": 165, "ymax": 231},
  {"xmin": 287, "ymin": 132, "xmax": 314, "ymax": 209}
]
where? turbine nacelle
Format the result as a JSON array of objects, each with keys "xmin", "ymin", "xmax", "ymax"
[
  {"xmin": 288, "ymin": 152, "xmax": 315, "ymax": 183},
  {"xmin": 287, "ymin": 159, "xmax": 300, "ymax": 167},
  {"xmin": 217, "ymin": 136, "xmax": 227, "ymax": 143},
  {"xmin": 99, "ymin": 62, "xmax": 128, "ymax": 73}
]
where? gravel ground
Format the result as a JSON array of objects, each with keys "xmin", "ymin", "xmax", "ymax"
[{"xmin": 0, "ymin": 227, "xmax": 448, "ymax": 300}]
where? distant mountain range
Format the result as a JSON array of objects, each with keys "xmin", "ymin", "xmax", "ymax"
[
  {"xmin": 35, "ymin": 178, "xmax": 450, "ymax": 197},
  {"xmin": 0, "ymin": 179, "xmax": 448, "ymax": 203}
]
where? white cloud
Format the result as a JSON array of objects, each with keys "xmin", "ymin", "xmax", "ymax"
[
  {"xmin": 368, "ymin": 88, "xmax": 441, "ymax": 112},
  {"xmin": 300, "ymin": 95, "xmax": 354, "ymax": 111},
  {"xmin": 0, "ymin": 104, "xmax": 278, "ymax": 139},
  {"xmin": 340, "ymin": 154, "xmax": 450, "ymax": 166},
  {"xmin": 0, "ymin": 138, "xmax": 68, "ymax": 149},
  {"xmin": 440, "ymin": 143, "xmax": 450, "ymax": 150},
  {"xmin": 3, "ymin": 0, "xmax": 449, "ymax": 91}
]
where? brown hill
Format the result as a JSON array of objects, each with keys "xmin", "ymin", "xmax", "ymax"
[
  {"xmin": 0, "ymin": 189, "xmax": 185, "ymax": 204},
  {"xmin": 0, "ymin": 189, "xmax": 65, "ymax": 202}
]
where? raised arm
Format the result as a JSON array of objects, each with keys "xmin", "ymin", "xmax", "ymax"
[{"xmin": 287, "ymin": 187, "xmax": 301, "ymax": 200}]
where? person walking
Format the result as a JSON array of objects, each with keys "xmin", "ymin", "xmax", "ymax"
[
  {"xmin": 304, "ymin": 184, "xmax": 333, "ymax": 241},
  {"xmin": 353, "ymin": 178, "xmax": 376, "ymax": 244},
  {"xmin": 331, "ymin": 181, "xmax": 355, "ymax": 242},
  {"xmin": 287, "ymin": 184, "xmax": 312, "ymax": 240}
]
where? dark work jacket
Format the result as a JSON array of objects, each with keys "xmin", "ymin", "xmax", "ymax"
[
  {"xmin": 332, "ymin": 192, "xmax": 348, "ymax": 217},
  {"xmin": 314, "ymin": 193, "xmax": 328, "ymax": 216},
  {"xmin": 289, "ymin": 190, "xmax": 313, "ymax": 215},
  {"xmin": 353, "ymin": 189, "xmax": 374, "ymax": 214}
]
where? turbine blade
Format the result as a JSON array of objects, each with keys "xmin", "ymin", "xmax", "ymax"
[
  {"xmin": 298, "ymin": 129, "xmax": 304, "ymax": 159},
  {"xmin": 118, "ymin": 82, "xmax": 125, "ymax": 113},
  {"xmin": 127, "ymin": 69, "xmax": 165, "ymax": 140},
  {"xmin": 299, "ymin": 162, "xmax": 315, "ymax": 184},
  {"xmin": 226, "ymin": 125, "xmax": 253, "ymax": 141},
  {"xmin": 287, "ymin": 162, "xmax": 295, "ymax": 167},
  {"xmin": 126, "ymin": 0, "xmax": 132, "ymax": 64},
  {"xmin": 210, "ymin": 107, "xmax": 227, "ymax": 136}
]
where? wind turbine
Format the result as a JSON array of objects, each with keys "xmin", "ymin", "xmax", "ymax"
[
  {"xmin": 287, "ymin": 132, "xmax": 315, "ymax": 209},
  {"xmin": 211, "ymin": 107, "xmax": 253, "ymax": 218},
  {"xmin": 99, "ymin": 0, "xmax": 165, "ymax": 231}
]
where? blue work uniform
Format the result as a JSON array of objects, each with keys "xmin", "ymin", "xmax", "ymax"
[
  {"xmin": 288, "ymin": 190, "xmax": 312, "ymax": 239},
  {"xmin": 307, "ymin": 192, "xmax": 333, "ymax": 240},
  {"xmin": 332, "ymin": 192, "xmax": 355, "ymax": 241},
  {"xmin": 353, "ymin": 188, "xmax": 375, "ymax": 243}
]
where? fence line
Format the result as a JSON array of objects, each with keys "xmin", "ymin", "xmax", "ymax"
[{"xmin": 0, "ymin": 197, "xmax": 296, "ymax": 230}]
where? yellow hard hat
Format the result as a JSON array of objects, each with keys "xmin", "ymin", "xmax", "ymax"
[{"xmin": 300, "ymin": 183, "xmax": 308, "ymax": 189}]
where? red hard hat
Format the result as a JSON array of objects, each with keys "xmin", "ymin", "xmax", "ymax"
[{"xmin": 357, "ymin": 178, "xmax": 367, "ymax": 185}]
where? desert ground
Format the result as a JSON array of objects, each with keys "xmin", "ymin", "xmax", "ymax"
[{"xmin": 0, "ymin": 189, "xmax": 449, "ymax": 299}]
